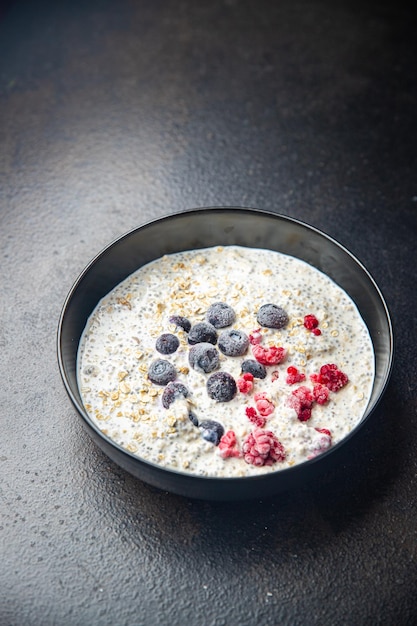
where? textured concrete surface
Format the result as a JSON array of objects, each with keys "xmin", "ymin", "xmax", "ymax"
[{"xmin": 1, "ymin": 1, "xmax": 416, "ymax": 624}]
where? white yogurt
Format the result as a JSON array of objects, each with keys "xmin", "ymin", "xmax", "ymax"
[{"xmin": 77, "ymin": 246, "xmax": 374, "ymax": 477}]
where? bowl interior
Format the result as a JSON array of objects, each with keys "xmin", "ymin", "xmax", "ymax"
[{"xmin": 58, "ymin": 208, "xmax": 393, "ymax": 498}]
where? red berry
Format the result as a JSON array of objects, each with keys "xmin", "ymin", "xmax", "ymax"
[
  {"xmin": 312, "ymin": 383, "xmax": 330, "ymax": 405},
  {"xmin": 248, "ymin": 329, "xmax": 262, "ymax": 345},
  {"xmin": 242, "ymin": 428, "xmax": 286, "ymax": 466},
  {"xmin": 237, "ymin": 375, "xmax": 254, "ymax": 393},
  {"xmin": 254, "ymin": 392, "xmax": 275, "ymax": 417},
  {"xmin": 312, "ymin": 328, "xmax": 322, "ymax": 336},
  {"xmin": 252, "ymin": 344, "xmax": 286, "ymax": 365},
  {"xmin": 310, "ymin": 364, "xmax": 348, "ymax": 392},
  {"xmin": 304, "ymin": 314, "xmax": 319, "ymax": 330},
  {"xmin": 219, "ymin": 430, "xmax": 242, "ymax": 458},
  {"xmin": 286, "ymin": 385, "xmax": 314, "ymax": 421},
  {"xmin": 245, "ymin": 406, "xmax": 266, "ymax": 428},
  {"xmin": 308, "ymin": 428, "xmax": 332, "ymax": 459},
  {"xmin": 315, "ymin": 427, "xmax": 331, "ymax": 437},
  {"xmin": 286, "ymin": 366, "xmax": 306, "ymax": 385}
]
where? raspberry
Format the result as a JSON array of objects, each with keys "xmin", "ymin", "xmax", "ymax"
[
  {"xmin": 308, "ymin": 428, "xmax": 332, "ymax": 459},
  {"xmin": 315, "ymin": 427, "xmax": 331, "ymax": 437},
  {"xmin": 248, "ymin": 329, "xmax": 262, "ymax": 345},
  {"xmin": 286, "ymin": 385, "xmax": 314, "ymax": 421},
  {"xmin": 254, "ymin": 392, "xmax": 275, "ymax": 417},
  {"xmin": 252, "ymin": 344, "xmax": 286, "ymax": 366},
  {"xmin": 311, "ymin": 364, "xmax": 348, "ymax": 392},
  {"xmin": 312, "ymin": 383, "xmax": 330, "ymax": 405},
  {"xmin": 304, "ymin": 314, "xmax": 319, "ymax": 330},
  {"xmin": 245, "ymin": 406, "xmax": 266, "ymax": 428},
  {"xmin": 312, "ymin": 328, "xmax": 322, "ymax": 336},
  {"xmin": 242, "ymin": 428, "xmax": 286, "ymax": 466},
  {"xmin": 219, "ymin": 430, "xmax": 242, "ymax": 458},
  {"xmin": 286, "ymin": 366, "xmax": 306, "ymax": 385},
  {"xmin": 237, "ymin": 372, "xmax": 254, "ymax": 394}
]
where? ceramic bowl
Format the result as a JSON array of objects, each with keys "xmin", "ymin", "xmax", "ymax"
[{"xmin": 57, "ymin": 207, "xmax": 394, "ymax": 500}]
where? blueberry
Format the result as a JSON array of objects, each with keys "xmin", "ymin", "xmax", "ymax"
[
  {"xmin": 241, "ymin": 359, "xmax": 267, "ymax": 379},
  {"xmin": 148, "ymin": 359, "xmax": 177, "ymax": 385},
  {"xmin": 218, "ymin": 329, "xmax": 249, "ymax": 357},
  {"xmin": 188, "ymin": 322, "xmax": 218, "ymax": 345},
  {"xmin": 169, "ymin": 315, "xmax": 191, "ymax": 333},
  {"xmin": 188, "ymin": 410, "xmax": 199, "ymax": 427},
  {"xmin": 189, "ymin": 343, "xmax": 220, "ymax": 373},
  {"xmin": 206, "ymin": 302, "xmax": 236, "ymax": 328},
  {"xmin": 155, "ymin": 333, "xmax": 180, "ymax": 355},
  {"xmin": 199, "ymin": 419, "xmax": 224, "ymax": 445},
  {"xmin": 206, "ymin": 371, "xmax": 237, "ymax": 402},
  {"xmin": 257, "ymin": 304, "xmax": 289, "ymax": 329},
  {"xmin": 161, "ymin": 381, "xmax": 189, "ymax": 409}
]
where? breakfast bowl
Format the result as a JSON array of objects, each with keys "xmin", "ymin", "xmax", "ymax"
[{"xmin": 57, "ymin": 207, "xmax": 394, "ymax": 500}]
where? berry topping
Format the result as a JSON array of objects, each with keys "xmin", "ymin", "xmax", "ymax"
[
  {"xmin": 237, "ymin": 372, "xmax": 254, "ymax": 394},
  {"xmin": 188, "ymin": 410, "xmax": 199, "ymax": 427},
  {"xmin": 219, "ymin": 430, "xmax": 242, "ymax": 458},
  {"xmin": 252, "ymin": 344, "xmax": 287, "ymax": 365},
  {"xmin": 312, "ymin": 383, "xmax": 330, "ymax": 405},
  {"xmin": 148, "ymin": 359, "xmax": 177, "ymax": 385},
  {"xmin": 310, "ymin": 364, "xmax": 349, "ymax": 392},
  {"xmin": 206, "ymin": 302, "xmax": 236, "ymax": 328},
  {"xmin": 315, "ymin": 427, "xmax": 332, "ymax": 437},
  {"xmin": 188, "ymin": 322, "xmax": 218, "ymax": 345},
  {"xmin": 199, "ymin": 419, "xmax": 225, "ymax": 445},
  {"xmin": 218, "ymin": 329, "xmax": 249, "ymax": 357},
  {"xmin": 245, "ymin": 406, "xmax": 266, "ymax": 428},
  {"xmin": 241, "ymin": 359, "xmax": 267, "ymax": 379},
  {"xmin": 286, "ymin": 385, "xmax": 314, "ymax": 421},
  {"xmin": 161, "ymin": 381, "xmax": 189, "ymax": 409},
  {"xmin": 206, "ymin": 371, "xmax": 237, "ymax": 402},
  {"xmin": 242, "ymin": 428, "xmax": 286, "ymax": 466},
  {"xmin": 303, "ymin": 314, "xmax": 319, "ymax": 330},
  {"xmin": 257, "ymin": 304, "xmax": 289, "ymax": 329},
  {"xmin": 254, "ymin": 392, "xmax": 275, "ymax": 416},
  {"xmin": 169, "ymin": 315, "xmax": 191, "ymax": 333},
  {"xmin": 155, "ymin": 333, "xmax": 180, "ymax": 355},
  {"xmin": 308, "ymin": 428, "xmax": 333, "ymax": 459},
  {"xmin": 248, "ymin": 329, "xmax": 263, "ymax": 345},
  {"xmin": 286, "ymin": 366, "xmax": 306, "ymax": 385},
  {"xmin": 188, "ymin": 343, "xmax": 220, "ymax": 373}
]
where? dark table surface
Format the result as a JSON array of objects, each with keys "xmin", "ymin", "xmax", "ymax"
[{"xmin": 1, "ymin": 1, "xmax": 416, "ymax": 624}]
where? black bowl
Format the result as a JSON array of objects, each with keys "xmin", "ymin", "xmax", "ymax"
[{"xmin": 57, "ymin": 207, "xmax": 394, "ymax": 500}]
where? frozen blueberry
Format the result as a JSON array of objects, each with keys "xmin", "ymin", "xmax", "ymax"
[
  {"xmin": 206, "ymin": 302, "xmax": 236, "ymax": 328},
  {"xmin": 257, "ymin": 304, "xmax": 289, "ymax": 329},
  {"xmin": 188, "ymin": 322, "xmax": 218, "ymax": 345},
  {"xmin": 206, "ymin": 371, "xmax": 237, "ymax": 402},
  {"xmin": 218, "ymin": 329, "xmax": 249, "ymax": 357},
  {"xmin": 169, "ymin": 315, "xmax": 191, "ymax": 333},
  {"xmin": 199, "ymin": 419, "xmax": 225, "ymax": 445},
  {"xmin": 148, "ymin": 359, "xmax": 177, "ymax": 385},
  {"xmin": 188, "ymin": 410, "xmax": 199, "ymax": 427},
  {"xmin": 241, "ymin": 359, "xmax": 267, "ymax": 379},
  {"xmin": 189, "ymin": 343, "xmax": 220, "ymax": 374},
  {"xmin": 155, "ymin": 333, "xmax": 180, "ymax": 355},
  {"xmin": 161, "ymin": 381, "xmax": 189, "ymax": 409}
]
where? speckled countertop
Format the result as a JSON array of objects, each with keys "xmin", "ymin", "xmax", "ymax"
[{"xmin": 1, "ymin": 1, "xmax": 416, "ymax": 625}]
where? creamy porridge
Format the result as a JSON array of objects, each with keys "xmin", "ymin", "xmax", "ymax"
[{"xmin": 77, "ymin": 246, "xmax": 374, "ymax": 477}]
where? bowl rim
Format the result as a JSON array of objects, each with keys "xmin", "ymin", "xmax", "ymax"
[{"xmin": 57, "ymin": 206, "xmax": 394, "ymax": 495}]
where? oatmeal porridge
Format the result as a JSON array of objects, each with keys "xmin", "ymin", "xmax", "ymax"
[{"xmin": 77, "ymin": 246, "xmax": 374, "ymax": 477}]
